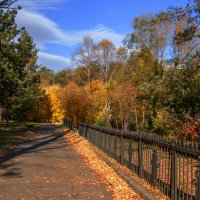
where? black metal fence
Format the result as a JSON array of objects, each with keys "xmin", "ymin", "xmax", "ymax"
[{"xmin": 64, "ymin": 119, "xmax": 200, "ymax": 200}]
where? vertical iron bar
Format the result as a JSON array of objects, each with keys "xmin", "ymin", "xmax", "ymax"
[
  {"xmin": 151, "ymin": 149, "xmax": 158, "ymax": 187},
  {"xmin": 171, "ymin": 149, "xmax": 177, "ymax": 200},
  {"xmin": 186, "ymin": 157, "xmax": 189, "ymax": 200},
  {"xmin": 128, "ymin": 140, "xmax": 133, "ymax": 170},
  {"xmin": 138, "ymin": 135, "xmax": 143, "ymax": 177},
  {"xmin": 178, "ymin": 154, "xmax": 181, "ymax": 199},
  {"xmin": 195, "ymin": 162, "xmax": 200, "ymax": 200},
  {"xmin": 183, "ymin": 155, "xmax": 185, "ymax": 200}
]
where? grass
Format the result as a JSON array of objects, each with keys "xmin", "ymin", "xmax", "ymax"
[{"xmin": 0, "ymin": 121, "xmax": 41, "ymax": 150}]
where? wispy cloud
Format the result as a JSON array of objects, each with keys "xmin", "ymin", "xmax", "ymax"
[
  {"xmin": 18, "ymin": 0, "xmax": 68, "ymax": 10},
  {"xmin": 16, "ymin": 9, "xmax": 125, "ymax": 70},
  {"xmin": 16, "ymin": 10, "xmax": 125, "ymax": 48},
  {"xmin": 38, "ymin": 52, "xmax": 71, "ymax": 71},
  {"xmin": 16, "ymin": 10, "xmax": 68, "ymax": 48}
]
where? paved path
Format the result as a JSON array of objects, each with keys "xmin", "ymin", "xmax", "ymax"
[{"xmin": 0, "ymin": 124, "xmax": 112, "ymax": 200}]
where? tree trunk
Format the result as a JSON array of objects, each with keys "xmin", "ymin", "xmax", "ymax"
[
  {"xmin": 121, "ymin": 120, "xmax": 124, "ymax": 130},
  {"xmin": 135, "ymin": 111, "xmax": 139, "ymax": 132},
  {"xmin": 0, "ymin": 107, "xmax": 2, "ymax": 122},
  {"xmin": 124, "ymin": 121, "xmax": 128, "ymax": 131},
  {"xmin": 116, "ymin": 120, "xmax": 118, "ymax": 130},
  {"xmin": 142, "ymin": 109, "xmax": 145, "ymax": 129},
  {"xmin": 6, "ymin": 108, "xmax": 9, "ymax": 126}
]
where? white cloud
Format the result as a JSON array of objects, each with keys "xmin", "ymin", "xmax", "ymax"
[
  {"xmin": 38, "ymin": 52, "xmax": 71, "ymax": 71},
  {"xmin": 16, "ymin": 9, "xmax": 125, "ymax": 70},
  {"xmin": 16, "ymin": 10, "xmax": 69, "ymax": 47},
  {"xmin": 67, "ymin": 24, "xmax": 125, "ymax": 47},
  {"xmin": 16, "ymin": 10, "xmax": 125, "ymax": 47}
]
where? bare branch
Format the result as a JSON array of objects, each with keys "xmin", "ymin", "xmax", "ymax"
[{"xmin": 0, "ymin": 0, "xmax": 19, "ymax": 9}]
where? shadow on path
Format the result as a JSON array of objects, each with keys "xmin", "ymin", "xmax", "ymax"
[
  {"xmin": 0, "ymin": 124, "xmax": 113, "ymax": 200},
  {"xmin": 0, "ymin": 124, "xmax": 68, "ymax": 177}
]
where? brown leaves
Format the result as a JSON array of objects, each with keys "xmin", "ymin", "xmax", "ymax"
[{"xmin": 65, "ymin": 133, "xmax": 142, "ymax": 200}]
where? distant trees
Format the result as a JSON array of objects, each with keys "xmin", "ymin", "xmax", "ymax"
[
  {"xmin": 72, "ymin": 36, "xmax": 95, "ymax": 83},
  {"xmin": 38, "ymin": 66, "xmax": 73, "ymax": 87},
  {"xmin": 72, "ymin": 37, "xmax": 118, "ymax": 83},
  {"xmin": 50, "ymin": 0, "xmax": 199, "ymax": 140}
]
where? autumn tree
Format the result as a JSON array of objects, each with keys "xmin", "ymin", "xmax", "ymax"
[
  {"xmin": 176, "ymin": 113, "xmax": 200, "ymax": 142},
  {"xmin": 84, "ymin": 80, "xmax": 108, "ymax": 125},
  {"xmin": 110, "ymin": 82, "xmax": 140, "ymax": 131},
  {"xmin": 72, "ymin": 36, "xmax": 96, "ymax": 83},
  {"xmin": 93, "ymin": 39, "xmax": 116, "ymax": 83},
  {"xmin": 46, "ymin": 85, "xmax": 64, "ymax": 123},
  {"xmin": 27, "ymin": 91, "xmax": 52, "ymax": 122},
  {"xmin": 59, "ymin": 82, "xmax": 90, "ymax": 126}
]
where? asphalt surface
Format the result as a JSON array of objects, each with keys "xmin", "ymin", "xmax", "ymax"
[{"xmin": 0, "ymin": 124, "xmax": 112, "ymax": 200}]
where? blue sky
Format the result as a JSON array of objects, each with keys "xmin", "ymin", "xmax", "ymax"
[{"xmin": 16, "ymin": 0, "xmax": 188, "ymax": 71}]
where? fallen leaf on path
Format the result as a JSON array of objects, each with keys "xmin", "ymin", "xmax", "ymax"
[{"xmin": 65, "ymin": 133, "xmax": 142, "ymax": 200}]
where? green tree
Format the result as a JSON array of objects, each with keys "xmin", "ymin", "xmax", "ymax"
[
  {"xmin": 54, "ymin": 68, "xmax": 73, "ymax": 86},
  {"xmin": 38, "ymin": 66, "xmax": 55, "ymax": 86},
  {"xmin": 12, "ymin": 30, "xmax": 40, "ymax": 120},
  {"xmin": 0, "ymin": 7, "xmax": 20, "ymax": 122}
]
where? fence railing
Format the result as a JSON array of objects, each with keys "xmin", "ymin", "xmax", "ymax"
[
  {"xmin": 63, "ymin": 119, "xmax": 73, "ymax": 130},
  {"xmin": 64, "ymin": 119, "xmax": 200, "ymax": 200}
]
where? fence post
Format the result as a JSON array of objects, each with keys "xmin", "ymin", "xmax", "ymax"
[
  {"xmin": 78, "ymin": 123, "xmax": 80, "ymax": 134},
  {"xmin": 94, "ymin": 129, "xmax": 97, "ymax": 145},
  {"xmin": 108, "ymin": 131, "xmax": 111, "ymax": 156},
  {"xmin": 88, "ymin": 127, "xmax": 90, "ymax": 141},
  {"xmin": 92, "ymin": 129, "xmax": 95, "ymax": 144},
  {"xmin": 78, "ymin": 123, "xmax": 82, "ymax": 135},
  {"xmin": 195, "ymin": 162, "xmax": 200, "ymax": 200},
  {"xmin": 151, "ymin": 149, "xmax": 158, "ymax": 187},
  {"xmin": 138, "ymin": 134, "xmax": 143, "ymax": 177},
  {"xmin": 105, "ymin": 133, "xmax": 108, "ymax": 153},
  {"xmin": 170, "ymin": 144, "xmax": 177, "ymax": 200},
  {"xmin": 71, "ymin": 121, "xmax": 73, "ymax": 130},
  {"xmin": 120, "ymin": 131, "xmax": 124, "ymax": 165},
  {"xmin": 85, "ymin": 124, "xmax": 88, "ymax": 138},
  {"xmin": 114, "ymin": 133, "xmax": 117, "ymax": 160},
  {"xmin": 128, "ymin": 140, "xmax": 133, "ymax": 170}
]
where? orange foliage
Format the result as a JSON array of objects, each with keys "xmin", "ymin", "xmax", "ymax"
[
  {"xmin": 111, "ymin": 82, "xmax": 140, "ymax": 130},
  {"xmin": 60, "ymin": 82, "xmax": 90, "ymax": 126},
  {"xmin": 177, "ymin": 114, "xmax": 200, "ymax": 142}
]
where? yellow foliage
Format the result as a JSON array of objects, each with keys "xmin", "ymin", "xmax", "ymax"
[
  {"xmin": 84, "ymin": 80, "xmax": 108, "ymax": 122},
  {"xmin": 45, "ymin": 85, "xmax": 65, "ymax": 123}
]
